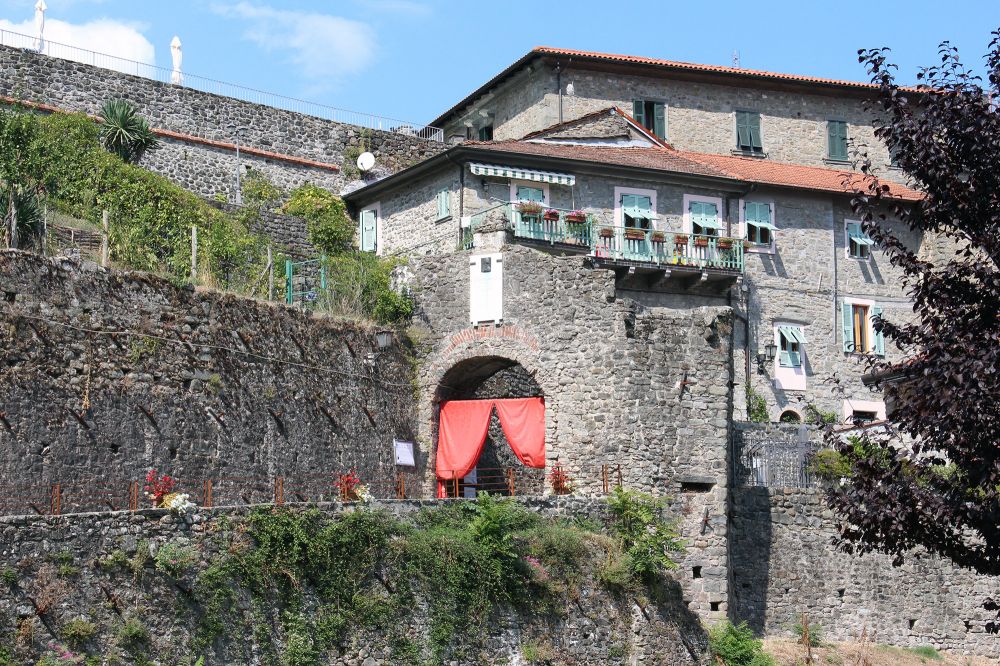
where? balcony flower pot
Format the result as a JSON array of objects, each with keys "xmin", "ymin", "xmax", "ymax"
[
  {"xmin": 543, "ymin": 209, "xmax": 560, "ymax": 221},
  {"xmin": 693, "ymin": 237, "xmax": 710, "ymax": 248},
  {"xmin": 516, "ymin": 201, "xmax": 544, "ymax": 216},
  {"xmin": 624, "ymin": 229, "xmax": 646, "ymax": 241},
  {"xmin": 565, "ymin": 210, "xmax": 588, "ymax": 224},
  {"xmin": 674, "ymin": 234, "xmax": 689, "ymax": 246},
  {"xmin": 718, "ymin": 237, "xmax": 734, "ymax": 249},
  {"xmin": 743, "ymin": 240, "xmax": 753, "ymax": 250},
  {"xmin": 650, "ymin": 231, "xmax": 666, "ymax": 243},
  {"xmin": 598, "ymin": 227, "xmax": 614, "ymax": 239}
]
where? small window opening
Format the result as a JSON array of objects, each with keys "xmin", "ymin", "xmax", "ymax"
[
  {"xmin": 478, "ymin": 124, "xmax": 493, "ymax": 141},
  {"xmin": 852, "ymin": 410, "xmax": 878, "ymax": 424},
  {"xmin": 710, "ymin": 601, "xmax": 721, "ymax": 611},
  {"xmin": 837, "ymin": 588, "xmax": 845, "ymax": 599},
  {"xmin": 680, "ymin": 481, "xmax": 715, "ymax": 493},
  {"xmin": 779, "ymin": 410, "xmax": 801, "ymax": 424},
  {"xmin": 908, "ymin": 619, "xmax": 916, "ymax": 630},
  {"xmin": 692, "ymin": 566, "xmax": 703, "ymax": 579}
]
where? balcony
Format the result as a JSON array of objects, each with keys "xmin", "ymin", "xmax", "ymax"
[{"xmin": 464, "ymin": 203, "xmax": 744, "ymax": 284}]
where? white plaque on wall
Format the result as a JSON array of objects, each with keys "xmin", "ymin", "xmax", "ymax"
[{"xmin": 394, "ymin": 439, "xmax": 415, "ymax": 467}]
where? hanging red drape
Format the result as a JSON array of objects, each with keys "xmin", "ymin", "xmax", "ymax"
[
  {"xmin": 493, "ymin": 397, "xmax": 546, "ymax": 468},
  {"xmin": 435, "ymin": 399, "xmax": 495, "ymax": 481}
]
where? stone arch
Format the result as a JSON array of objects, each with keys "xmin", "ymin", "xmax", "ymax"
[
  {"xmin": 425, "ymin": 350, "xmax": 550, "ymax": 497},
  {"xmin": 779, "ymin": 409, "xmax": 802, "ymax": 424}
]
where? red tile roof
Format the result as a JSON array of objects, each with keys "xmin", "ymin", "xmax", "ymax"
[{"xmin": 465, "ymin": 139, "xmax": 922, "ymax": 201}]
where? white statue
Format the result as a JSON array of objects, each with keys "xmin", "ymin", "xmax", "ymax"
[
  {"xmin": 33, "ymin": 0, "xmax": 47, "ymax": 53},
  {"xmin": 170, "ymin": 35, "xmax": 183, "ymax": 85}
]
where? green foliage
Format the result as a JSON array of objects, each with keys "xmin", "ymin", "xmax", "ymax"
[
  {"xmin": 0, "ymin": 566, "xmax": 17, "ymax": 586},
  {"xmin": 521, "ymin": 639, "xmax": 555, "ymax": 663},
  {"xmin": 805, "ymin": 403, "xmax": 838, "ymax": 425},
  {"xmin": 708, "ymin": 621, "xmax": 775, "ymax": 666},
  {"xmin": 98, "ymin": 98, "xmax": 159, "ymax": 164},
  {"xmin": 809, "ymin": 449, "xmax": 852, "ymax": 480},
  {"xmin": 793, "ymin": 618, "xmax": 823, "ymax": 647},
  {"xmin": 240, "ymin": 169, "xmax": 281, "ymax": 213},
  {"xmin": 154, "ymin": 542, "xmax": 199, "ymax": 578},
  {"xmin": 0, "ymin": 105, "xmax": 44, "ymax": 248},
  {"xmin": 127, "ymin": 336, "xmax": 162, "ymax": 364},
  {"xmin": 906, "ymin": 646, "xmax": 942, "ymax": 660},
  {"xmin": 746, "ymin": 384, "xmax": 768, "ymax": 423},
  {"xmin": 282, "ymin": 184, "xmax": 353, "ymax": 255},
  {"xmin": 320, "ymin": 252, "xmax": 413, "ymax": 324},
  {"xmin": 116, "ymin": 617, "xmax": 149, "ymax": 653},
  {"xmin": 605, "ymin": 488, "xmax": 683, "ymax": 582},
  {"xmin": 61, "ymin": 618, "xmax": 97, "ymax": 649}
]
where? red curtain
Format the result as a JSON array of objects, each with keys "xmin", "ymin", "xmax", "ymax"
[
  {"xmin": 435, "ymin": 397, "xmax": 546, "ymax": 497},
  {"xmin": 493, "ymin": 397, "xmax": 545, "ymax": 468}
]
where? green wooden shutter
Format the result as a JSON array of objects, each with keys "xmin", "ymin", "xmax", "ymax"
[
  {"xmin": 872, "ymin": 305, "xmax": 885, "ymax": 356},
  {"xmin": 653, "ymin": 103, "xmax": 666, "ymax": 139},
  {"xmin": 841, "ymin": 302, "xmax": 855, "ymax": 352},
  {"xmin": 779, "ymin": 349, "xmax": 791, "ymax": 367},
  {"xmin": 360, "ymin": 209, "xmax": 377, "ymax": 253},
  {"xmin": 621, "ymin": 194, "xmax": 636, "ymax": 209},
  {"xmin": 517, "ymin": 186, "xmax": 544, "ymax": 202},
  {"xmin": 637, "ymin": 196, "xmax": 653, "ymax": 216},
  {"xmin": 437, "ymin": 189, "xmax": 450, "ymax": 219},
  {"xmin": 736, "ymin": 112, "xmax": 750, "ymax": 149},
  {"xmin": 829, "ymin": 121, "xmax": 848, "ymax": 160},
  {"xmin": 632, "ymin": 100, "xmax": 646, "ymax": 127},
  {"xmin": 748, "ymin": 113, "xmax": 762, "ymax": 151}
]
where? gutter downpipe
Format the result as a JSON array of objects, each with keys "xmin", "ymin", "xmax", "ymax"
[
  {"xmin": 444, "ymin": 151, "xmax": 465, "ymax": 240},
  {"xmin": 731, "ymin": 184, "xmax": 756, "ymax": 395},
  {"xmin": 555, "ymin": 61, "xmax": 563, "ymax": 124},
  {"xmin": 830, "ymin": 199, "xmax": 839, "ymax": 345}
]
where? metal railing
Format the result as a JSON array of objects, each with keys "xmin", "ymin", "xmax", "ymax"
[
  {"xmin": 0, "ymin": 465, "xmax": 625, "ymax": 517},
  {"xmin": 0, "ymin": 28, "xmax": 444, "ymax": 141},
  {"xmin": 733, "ymin": 427, "xmax": 819, "ymax": 488},
  {"xmin": 466, "ymin": 203, "xmax": 745, "ymax": 273}
]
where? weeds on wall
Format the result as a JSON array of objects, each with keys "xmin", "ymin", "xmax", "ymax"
[{"xmin": 746, "ymin": 384, "xmax": 769, "ymax": 423}]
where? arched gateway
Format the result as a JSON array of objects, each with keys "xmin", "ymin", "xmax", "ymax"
[{"xmin": 434, "ymin": 356, "xmax": 546, "ymax": 497}]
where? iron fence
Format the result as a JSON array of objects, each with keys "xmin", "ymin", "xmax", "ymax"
[
  {"xmin": 0, "ymin": 28, "xmax": 444, "ymax": 141},
  {"xmin": 733, "ymin": 426, "xmax": 820, "ymax": 488},
  {"xmin": 0, "ymin": 465, "xmax": 624, "ymax": 517}
]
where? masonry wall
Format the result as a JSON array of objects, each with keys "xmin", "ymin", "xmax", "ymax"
[
  {"xmin": 730, "ymin": 485, "xmax": 999, "ymax": 657},
  {"xmin": 0, "ymin": 250, "xmax": 420, "ymax": 510},
  {"xmin": 0, "ymin": 45, "xmax": 445, "ymax": 201},
  {"xmin": 406, "ymin": 242, "xmax": 735, "ymax": 619}
]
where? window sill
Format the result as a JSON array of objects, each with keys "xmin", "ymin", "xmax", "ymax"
[
  {"xmin": 731, "ymin": 149, "xmax": 767, "ymax": 159},
  {"xmin": 745, "ymin": 243, "xmax": 775, "ymax": 254},
  {"xmin": 824, "ymin": 158, "xmax": 852, "ymax": 166},
  {"xmin": 435, "ymin": 215, "xmax": 453, "ymax": 224}
]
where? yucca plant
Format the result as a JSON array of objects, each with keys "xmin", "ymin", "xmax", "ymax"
[
  {"xmin": 98, "ymin": 98, "xmax": 159, "ymax": 163},
  {"xmin": 0, "ymin": 185, "xmax": 44, "ymax": 250}
]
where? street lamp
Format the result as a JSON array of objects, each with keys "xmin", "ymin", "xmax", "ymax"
[
  {"xmin": 229, "ymin": 124, "xmax": 248, "ymax": 205},
  {"xmin": 756, "ymin": 341, "xmax": 777, "ymax": 373}
]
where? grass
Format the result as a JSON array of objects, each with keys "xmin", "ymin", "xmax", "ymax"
[{"xmin": 763, "ymin": 638, "xmax": 989, "ymax": 666}]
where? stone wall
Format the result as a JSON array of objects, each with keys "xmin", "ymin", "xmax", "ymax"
[
  {"xmin": 730, "ymin": 486, "xmax": 999, "ymax": 657},
  {"xmin": 405, "ymin": 241, "xmax": 735, "ymax": 619},
  {"xmin": 0, "ymin": 45, "xmax": 445, "ymax": 201},
  {"xmin": 0, "ymin": 250, "xmax": 421, "ymax": 511},
  {"xmin": 0, "ymin": 498, "xmax": 710, "ymax": 665}
]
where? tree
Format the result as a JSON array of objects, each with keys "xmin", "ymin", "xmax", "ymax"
[
  {"xmin": 824, "ymin": 30, "xmax": 1000, "ymax": 618},
  {"xmin": 0, "ymin": 108, "xmax": 44, "ymax": 249},
  {"xmin": 98, "ymin": 98, "xmax": 159, "ymax": 164}
]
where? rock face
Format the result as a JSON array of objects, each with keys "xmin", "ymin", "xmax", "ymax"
[
  {"xmin": 0, "ymin": 250, "xmax": 422, "ymax": 510},
  {"xmin": 0, "ymin": 499, "xmax": 710, "ymax": 665}
]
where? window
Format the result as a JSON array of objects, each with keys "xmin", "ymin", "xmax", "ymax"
[
  {"xmin": 845, "ymin": 221, "xmax": 874, "ymax": 259},
  {"xmin": 778, "ymin": 325, "xmax": 805, "ymax": 367},
  {"xmin": 851, "ymin": 410, "xmax": 878, "ymax": 424},
  {"xmin": 735, "ymin": 111, "xmax": 763, "ymax": 153},
  {"xmin": 842, "ymin": 301, "xmax": 885, "ymax": 355},
  {"xmin": 515, "ymin": 185, "xmax": 545, "ymax": 203},
  {"xmin": 621, "ymin": 193, "xmax": 654, "ymax": 230},
  {"xmin": 359, "ymin": 207, "xmax": 378, "ymax": 253},
  {"xmin": 632, "ymin": 100, "xmax": 666, "ymax": 139},
  {"xmin": 828, "ymin": 120, "xmax": 849, "ymax": 161},
  {"xmin": 744, "ymin": 202, "xmax": 776, "ymax": 245},
  {"xmin": 436, "ymin": 188, "xmax": 451, "ymax": 220},
  {"xmin": 690, "ymin": 201, "xmax": 721, "ymax": 236},
  {"xmin": 478, "ymin": 125, "xmax": 494, "ymax": 141}
]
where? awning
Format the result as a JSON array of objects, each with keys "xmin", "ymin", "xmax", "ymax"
[
  {"xmin": 849, "ymin": 229, "xmax": 875, "ymax": 246},
  {"xmin": 469, "ymin": 163, "xmax": 576, "ymax": 185},
  {"xmin": 623, "ymin": 206, "xmax": 658, "ymax": 220},
  {"xmin": 779, "ymin": 326, "xmax": 806, "ymax": 344},
  {"xmin": 694, "ymin": 217, "xmax": 723, "ymax": 230},
  {"xmin": 747, "ymin": 219, "xmax": 777, "ymax": 231}
]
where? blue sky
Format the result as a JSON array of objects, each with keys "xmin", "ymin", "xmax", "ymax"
[{"xmin": 0, "ymin": 0, "xmax": 997, "ymax": 127}]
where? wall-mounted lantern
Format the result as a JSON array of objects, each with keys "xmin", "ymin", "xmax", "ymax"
[{"xmin": 756, "ymin": 342, "xmax": 777, "ymax": 373}]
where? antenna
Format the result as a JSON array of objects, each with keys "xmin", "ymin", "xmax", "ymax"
[
  {"xmin": 733, "ymin": 50, "xmax": 740, "ymax": 67},
  {"xmin": 356, "ymin": 152, "xmax": 376, "ymax": 172}
]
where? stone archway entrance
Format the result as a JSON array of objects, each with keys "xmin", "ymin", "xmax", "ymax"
[{"xmin": 436, "ymin": 356, "xmax": 545, "ymax": 497}]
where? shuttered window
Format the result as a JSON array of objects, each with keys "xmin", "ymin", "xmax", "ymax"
[
  {"xmin": 846, "ymin": 222, "xmax": 874, "ymax": 258},
  {"xmin": 828, "ymin": 120, "xmax": 849, "ymax": 161},
  {"xmin": 622, "ymin": 193, "xmax": 654, "ymax": 229},
  {"xmin": 436, "ymin": 189, "xmax": 451, "ymax": 220},
  {"xmin": 736, "ymin": 111, "xmax": 763, "ymax": 153},
  {"xmin": 778, "ymin": 325, "xmax": 805, "ymax": 367},
  {"xmin": 690, "ymin": 201, "xmax": 721, "ymax": 236},
  {"xmin": 842, "ymin": 302, "xmax": 885, "ymax": 355},
  {"xmin": 360, "ymin": 208, "xmax": 377, "ymax": 253},
  {"xmin": 632, "ymin": 100, "xmax": 667, "ymax": 139},
  {"xmin": 745, "ymin": 202, "xmax": 776, "ymax": 245},
  {"xmin": 515, "ymin": 185, "xmax": 545, "ymax": 203},
  {"xmin": 478, "ymin": 125, "xmax": 494, "ymax": 141}
]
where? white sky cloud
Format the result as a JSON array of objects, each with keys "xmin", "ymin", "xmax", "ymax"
[
  {"xmin": 354, "ymin": 0, "xmax": 430, "ymax": 16},
  {"xmin": 211, "ymin": 2, "xmax": 375, "ymax": 86},
  {"xmin": 0, "ymin": 16, "xmax": 155, "ymax": 73}
]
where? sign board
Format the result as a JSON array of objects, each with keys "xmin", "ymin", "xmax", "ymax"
[
  {"xmin": 394, "ymin": 439, "xmax": 415, "ymax": 467},
  {"xmin": 470, "ymin": 253, "xmax": 503, "ymax": 325}
]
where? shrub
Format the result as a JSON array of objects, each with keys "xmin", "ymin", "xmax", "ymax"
[
  {"xmin": 808, "ymin": 449, "xmax": 852, "ymax": 480},
  {"xmin": 746, "ymin": 384, "xmax": 768, "ymax": 423},
  {"xmin": 61, "ymin": 618, "xmax": 97, "ymax": 649},
  {"xmin": 708, "ymin": 621, "xmax": 775, "ymax": 666},
  {"xmin": 605, "ymin": 487, "xmax": 683, "ymax": 581},
  {"xmin": 154, "ymin": 542, "xmax": 199, "ymax": 577},
  {"xmin": 320, "ymin": 252, "xmax": 413, "ymax": 324},
  {"xmin": 98, "ymin": 98, "xmax": 159, "ymax": 163},
  {"xmin": 116, "ymin": 617, "xmax": 149, "ymax": 652},
  {"xmin": 907, "ymin": 646, "xmax": 942, "ymax": 660},
  {"xmin": 282, "ymin": 184, "xmax": 353, "ymax": 255},
  {"xmin": 0, "ymin": 566, "xmax": 16, "ymax": 586},
  {"xmin": 793, "ymin": 617, "xmax": 823, "ymax": 647}
]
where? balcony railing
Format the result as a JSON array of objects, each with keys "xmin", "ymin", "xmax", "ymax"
[{"xmin": 466, "ymin": 203, "xmax": 744, "ymax": 273}]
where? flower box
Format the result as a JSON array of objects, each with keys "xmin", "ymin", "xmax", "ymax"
[
  {"xmin": 543, "ymin": 209, "xmax": 560, "ymax": 221},
  {"xmin": 693, "ymin": 237, "xmax": 710, "ymax": 247},
  {"xmin": 624, "ymin": 229, "xmax": 647, "ymax": 241},
  {"xmin": 743, "ymin": 240, "xmax": 753, "ymax": 250},
  {"xmin": 674, "ymin": 234, "xmax": 689, "ymax": 246},
  {"xmin": 718, "ymin": 238, "xmax": 734, "ymax": 249},
  {"xmin": 516, "ymin": 201, "xmax": 544, "ymax": 215},
  {"xmin": 650, "ymin": 231, "xmax": 666, "ymax": 243},
  {"xmin": 598, "ymin": 227, "xmax": 614, "ymax": 239},
  {"xmin": 565, "ymin": 210, "xmax": 588, "ymax": 224}
]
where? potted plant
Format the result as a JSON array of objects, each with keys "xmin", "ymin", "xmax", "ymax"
[
  {"xmin": 718, "ymin": 237, "xmax": 734, "ymax": 249},
  {"xmin": 547, "ymin": 464, "xmax": 574, "ymax": 496},
  {"xmin": 516, "ymin": 201, "xmax": 543, "ymax": 216},
  {"xmin": 650, "ymin": 230, "xmax": 666, "ymax": 243},
  {"xmin": 543, "ymin": 208, "xmax": 560, "ymax": 221},
  {"xmin": 693, "ymin": 236, "xmax": 710, "ymax": 247},
  {"xmin": 335, "ymin": 469, "xmax": 363, "ymax": 501},
  {"xmin": 674, "ymin": 234, "xmax": 689, "ymax": 246},
  {"xmin": 624, "ymin": 228, "xmax": 646, "ymax": 241},
  {"xmin": 743, "ymin": 239, "xmax": 753, "ymax": 250},
  {"xmin": 598, "ymin": 226, "xmax": 614, "ymax": 239},
  {"xmin": 565, "ymin": 209, "xmax": 588, "ymax": 224}
]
